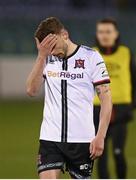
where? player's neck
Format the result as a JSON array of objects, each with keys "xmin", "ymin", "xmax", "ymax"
[{"xmin": 66, "ymin": 41, "xmax": 78, "ymax": 58}]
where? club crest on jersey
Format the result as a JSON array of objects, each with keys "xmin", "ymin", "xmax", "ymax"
[{"xmin": 74, "ymin": 59, "xmax": 85, "ymax": 69}]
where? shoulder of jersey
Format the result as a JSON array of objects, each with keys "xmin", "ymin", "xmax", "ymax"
[
  {"xmin": 81, "ymin": 45, "xmax": 96, "ymax": 52},
  {"xmin": 118, "ymin": 44, "xmax": 131, "ymax": 52}
]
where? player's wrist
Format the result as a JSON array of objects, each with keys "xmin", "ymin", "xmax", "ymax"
[
  {"xmin": 37, "ymin": 53, "xmax": 47, "ymax": 61},
  {"xmin": 96, "ymin": 132, "xmax": 105, "ymax": 140}
]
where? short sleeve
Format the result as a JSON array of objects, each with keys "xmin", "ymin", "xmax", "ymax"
[{"xmin": 91, "ymin": 51, "xmax": 110, "ymax": 86}]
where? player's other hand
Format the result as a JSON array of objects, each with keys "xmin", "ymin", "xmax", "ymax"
[
  {"xmin": 35, "ymin": 34, "xmax": 57, "ymax": 59},
  {"xmin": 89, "ymin": 135, "xmax": 104, "ymax": 160}
]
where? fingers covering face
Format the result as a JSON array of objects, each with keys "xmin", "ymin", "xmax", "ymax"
[
  {"xmin": 41, "ymin": 34, "xmax": 57, "ymax": 53},
  {"xmin": 41, "ymin": 34, "xmax": 57, "ymax": 46}
]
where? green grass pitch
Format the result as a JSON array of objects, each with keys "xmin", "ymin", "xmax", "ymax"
[{"xmin": 0, "ymin": 100, "xmax": 136, "ymax": 178}]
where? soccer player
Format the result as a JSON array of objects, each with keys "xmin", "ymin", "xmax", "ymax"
[
  {"xmin": 26, "ymin": 17, "xmax": 112, "ymax": 179},
  {"xmin": 93, "ymin": 18, "xmax": 136, "ymax": 178}
]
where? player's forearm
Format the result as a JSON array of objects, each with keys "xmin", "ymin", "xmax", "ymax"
[
  {"xmin": 26, "ymin": 55, "xmax": 46, "ymax": 97},
  {"xmin": 96, "ymin": 92, "xmax": 112, "ymax": 139}
]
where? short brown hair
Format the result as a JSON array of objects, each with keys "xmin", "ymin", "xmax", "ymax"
[
  {"xmin": 35, "ymin": 17, "xmax": 64, "ymax": 42},
  {"xmin": 97, "ymin": 17, "xmax": 118, "ymax": 30}
]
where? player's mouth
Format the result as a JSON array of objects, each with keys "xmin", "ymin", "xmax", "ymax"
[
  {"xmin": 57, "ymin": 53, "xmax": 65, "ymax": 58},
  {"xmin": 53, "ymin": 52, "xmax": 65, "ymax": 59}
]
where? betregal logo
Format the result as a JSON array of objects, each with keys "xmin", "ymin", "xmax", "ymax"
[{"xmin": 47, "ymin": 71, "xmax": 84, "ymax": 80}]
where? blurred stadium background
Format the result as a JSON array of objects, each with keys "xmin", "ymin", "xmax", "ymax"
[{"xmin": 0, "ymin": 0, "xmax": 136, "ymax": 178}]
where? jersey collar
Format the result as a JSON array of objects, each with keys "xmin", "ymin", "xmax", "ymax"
[{"xmin": 65, "ymin": 45, "xmax": 80, "ymax": 59}]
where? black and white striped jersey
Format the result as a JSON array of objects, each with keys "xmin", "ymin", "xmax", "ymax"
[{"xmin": 40, "ymin": 45, "xmax": 110, "ymax": 143}]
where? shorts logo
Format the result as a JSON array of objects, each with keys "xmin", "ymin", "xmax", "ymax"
[
  {"xmin": 80, "ymin": 164, "xmax": 89, "ymax": 170},
  {"xmin": 74, "ymin": 59, "xmax": 85, "ymax": 69}
]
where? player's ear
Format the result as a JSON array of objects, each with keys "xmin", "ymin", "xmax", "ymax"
[
  {"xmin": 115, "ymin": 30, "xmax": 119, "ymax": 39},
  {"xmin": 61, "ymin": 29, "xmax": 69, "ymax": 40}
]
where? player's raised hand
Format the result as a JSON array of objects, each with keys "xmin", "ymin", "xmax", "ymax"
[
  {"xmin": 35, "ymin": 33, "xmax": 57, "ymax": 58},
  {"xmin": 89, "ymin": 135, "xmax": 104, "ymax": 160}
]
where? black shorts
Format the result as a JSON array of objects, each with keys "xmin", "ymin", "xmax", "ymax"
[{"xmin": 37, "ymin": 140, "xmax": 94, "ymax": 179}]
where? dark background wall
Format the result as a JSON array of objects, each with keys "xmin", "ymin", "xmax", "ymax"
[{"xmin": 0, "ymin": 0, "xmax": 136, "ymax": 55}]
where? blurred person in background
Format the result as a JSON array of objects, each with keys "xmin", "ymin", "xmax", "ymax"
[{"xmin": 93, "ymin": 18, "xmax": 136, "ymax": 179}]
